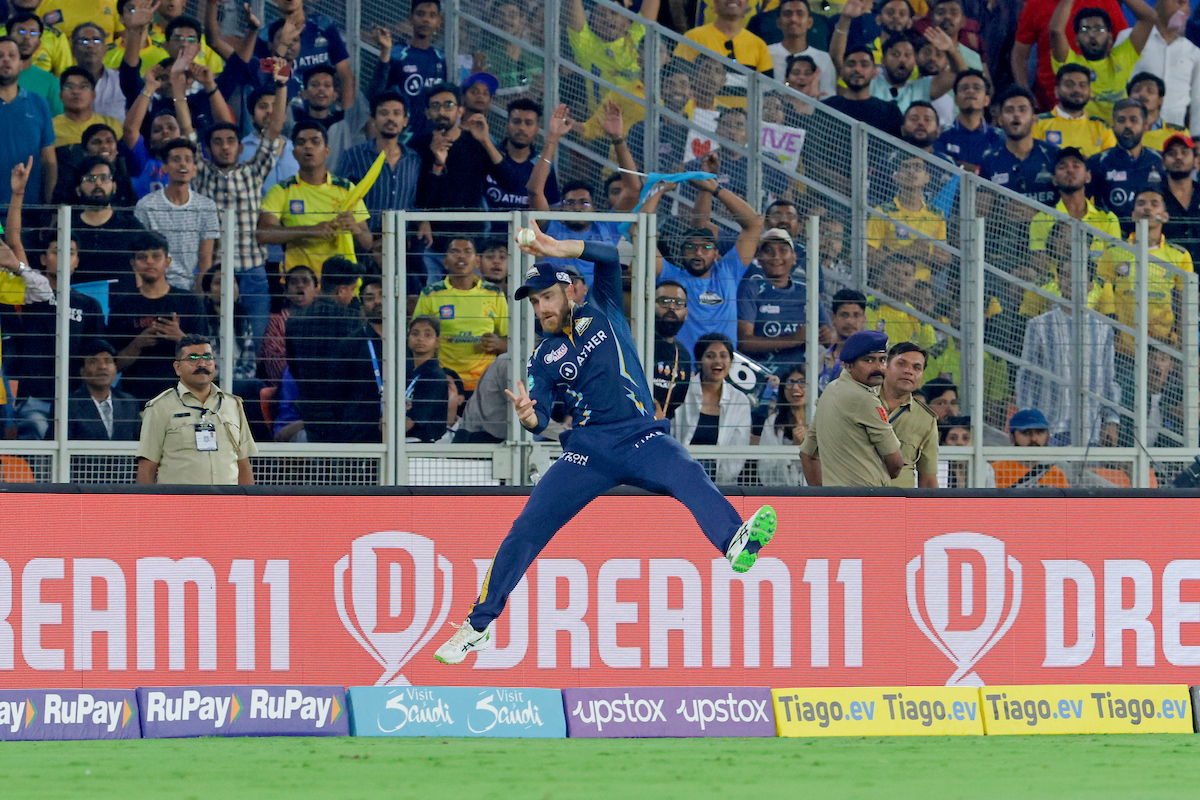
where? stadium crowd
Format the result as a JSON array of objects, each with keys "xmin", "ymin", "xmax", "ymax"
[{"xmin": 0, "ymin": 0, "xmax": 1194, "ymax": 487}]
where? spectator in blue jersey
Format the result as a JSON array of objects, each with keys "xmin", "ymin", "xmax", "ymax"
[
  {"xmin": 655, "ymin": 177, "xmax": 764, "ymax": 358},
  {"xmin": 367, "ymin": 2, "xmax": 448, "ymax": 138},
  {"xmin": 291, "ymin": 64, "xmax": 343, "ymax": 129},
  {"xmin": 980, "ymin": 86, "xmax": 1060, "ymax": 206},
  {"xmin": 255, "ymin": 0, "xmax": 355, "ymax": 109},
  {"xmin": 336, "ymin": 91, "xmax": 420, "ymax": 229},
  {"xmin": 531, "ymin": 179, "xmax": 623, "ymax": 286},
  {"xmin": 121, "ymin": 68, "xmax": 191, "ymax": 199},
  {"xmin": 484, "ymin": 98, "xmax": 559, "ymax": 211},
  {"xmin": 736, "ymin": 227, "xmax": 832, "ymax": 372},
  {"xmin": 1088, "ymin": 98, "xmax": 1164, "ymax": 226},
  {"xmin": 935, "ymin": 69, "xmax": 1003, "ymax": 173}
]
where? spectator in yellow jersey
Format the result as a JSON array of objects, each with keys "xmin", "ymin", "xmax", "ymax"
[
  {"xmin": 865, "ymin": 252, "xmax": 937, "ymax": 350},
  {"xmin": 1029, "ymin": 147, "xmax": 1121, "ymax": 262},
  {"xmin": 1032, "ymin": 64, "xmax": 1117, "ymax": 157},
  {"xmin": 1049, "ymin": 0, "xmax": 1156, "ymax": 124},
  {"xmin": 1, "ymin": 8, "xmax": 69, "ymax": 76},
  {"xmin": 52, "ymin": 67, "xmax": 123, "ymax": 147},
  {"xmin": 412, "ymin": 237, "xmax": 509, "ymax": 393},
  {"xmin": 677, "ymin": 0, "xmax": 774, "ymax": 76},
  {"xmin": 867, "ymin": 150, "xmax": 951, "ymax": 282},
  {"xmin": 37, "ymin": 0, "xmax": 119, "ymax": 44},
  {"xmin": 568, "ymin": 0, "xmax": 660, "ymax": 109},
  {"xmin": 1095, "ymin": 185, "xmax": 1194, "ymax": 356}
]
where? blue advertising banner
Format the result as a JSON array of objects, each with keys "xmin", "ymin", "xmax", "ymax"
[
  {"xmin": 562, "ymin": 687, "xmax": 776, "ymax": 738},
  {"xmin": 0, "ymin": 689, "xmax": 139, "ymax": 741},
  {"xmin": 347, "ymin": 686, "xmax": 566, "ymax": 738},
  {"xmin": 137, "ymin": 685, "xmax": 348, "ymax": 738}
]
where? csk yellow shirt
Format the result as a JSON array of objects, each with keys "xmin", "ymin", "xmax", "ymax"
[
  {"xmin": 260, "ymin": 173, "xmax": 369, "ymax": 276},
  {"xmin": 37, "ymin": 0, "xmax": 119, "ymax": 43},
  {"xmin": 413, "ymin": 277, "xmax": 509, "ymax": 391},
  {"xmin": 676, "ymin": 25, "xmax": 773, "ymax": 73},
  {"xmin": 696, "ymin": 0, "xmax": 779, "ymax": 26},
  {"xmin": 1017, "ymin": 270, "xmax": 1107, "ymax": 317},
  {"xmin": 53, "ymin": 111, "xmax": 123, "ymax": 147},
  {"xmin": 1051, "ymin": 37, "xmax": 1141, "ymax": 125},
  {"xmin": 1142, "ymin": 122, "xmax": 1189, "ymax": 152},
  {"xmin": 0, "ymin": 23, "xmax": 70, "ymax": 75},
  {"xmin": 865, "ymin": 298, "xmax": 937, "ymax": 350},
  {"xmin": 1028, "ymin": 198, "xmax": 1121, "ymax": 253},
  {"xmin": 1095, "ymin": 234, "xmax": 1194, "ymax": 353},
  {"xmin": 568, "ymin": 19, "xmax": 644, "ymax": 110},
  {"xmin": 866, "ymin": 197, "xmax": 947, "ymax": 282},
  {"xmin": 1032, "ymin": 107, "xmax": 1116, "ymax": 157}
]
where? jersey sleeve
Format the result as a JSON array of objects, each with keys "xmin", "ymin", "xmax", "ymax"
[
  {"xmin": 260, "ymin": 183, "xmax": 286, "ymax": 216},
  {"xmin": 580, "ymin": 241, "xmax": 622, "ymax": 313}
]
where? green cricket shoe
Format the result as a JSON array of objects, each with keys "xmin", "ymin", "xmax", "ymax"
[{"xmin": 725, "ymin": 505, "xmax": 776, "ymax": 573}]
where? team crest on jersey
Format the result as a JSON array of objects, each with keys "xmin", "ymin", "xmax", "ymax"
[
  {"xmin": 315, "ymin": 36, "xmax": 328, "ymax": 48},
  {"xmin": 876, "ymin": 318, "xmax": 886, "ymax": 332},
  {"xmin": 574, "ymin": 317, "xmax": 591, "ymax": 335},
  {"xmin": 289, "ymin": 200, "xmax": 305, "ymax": 214},
  {"xmin": 439, "ymin": 305, "xmax": 455, "ymax": 319},
  {"xmin": 544, "ymin": 343, "xmax": 569, "ymax": 363},
  {"xmin": 1116, "ymin": 262, "xmax": 1130, "ymax": 277},
  {"xmin": 1046, "ymin": 131, "xmax": 1062, "ymax": 144},
  {"xmin": 1107, "ymin": 170, "xmax": 1127, "ymax": 181},
  {"xmin": 403, "ymin": 65, "xmax": 418, "ymax": 73},
  {"xmin": 698, "ymin": 290, "xmax": 723, "ymax": 306},
  {"xmin": 1149, "ymin": 169, "xmax": 1162, "ymax": 183},
  {"xmin": 44, "ymin": 9, "xmax": 63, "ymax": 24}
]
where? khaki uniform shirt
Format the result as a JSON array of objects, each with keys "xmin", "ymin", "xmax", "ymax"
[
  {"xmin": 137, "ymin": 382, "xmax": 258, "ymax": 485},
  {"xmin": 887, "ymin": 395, "xmax": 940, "ymax": 488},
  {"xmin": 800, "ymin": 372, "xmax": 901, "ymax": 487}
]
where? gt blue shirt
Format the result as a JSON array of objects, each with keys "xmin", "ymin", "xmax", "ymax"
[
  {"xmin": 257, "ymin": 14, "xmax": 350, "ymax": 75},
  {"xmin": 485, "ymin": 148, "xmax": 559, "ymax": 211},
  {"xmin": 936, "ymin": 119, "xmax": 1004, "ymax": 169},
  {"xmin": 736, "ymin": 268, "xmax": 832, "ymax": 367},
  {"xmin": 543, "ymin": 220, "xmax": 623, "ymax": 286},
  {"xmin": 372, "ymin": 44, "xmax": 448, "ymax": 137},
  {"xmin": 1087, "ymin": 146, "xmax": 1165, "ymax": 222},
  {"xmin": 525, "ymin": 242, "xmax": 653, "ymax": 434},
  {"xmin": 0, "ymin": 88, "xmax": 53, "ymax": 206},
  {"xmin": 979, "ymin": 139, "xmax": 1060, "ymax": 205},
  {"xmin": 659, "ymin": 249, "xmax": 753, "ymax": 358}
]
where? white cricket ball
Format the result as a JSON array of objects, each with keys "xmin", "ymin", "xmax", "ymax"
[{"xmin": 516, "ymin": 227, "xmax": 537, "ymax": 247}]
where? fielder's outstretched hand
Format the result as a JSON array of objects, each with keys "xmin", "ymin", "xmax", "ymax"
[
  {"xmin": 505, "ymin": 381, "xmax": 539, "ymax": 429},
  {"xmin": 514, "ymin": 221, "xmax": 584, "ymax": 260}
]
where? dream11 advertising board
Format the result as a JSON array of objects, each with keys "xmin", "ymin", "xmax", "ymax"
[{"xmin": 2, "ymin": 494, "xmax": 1200, "ymax": 689}]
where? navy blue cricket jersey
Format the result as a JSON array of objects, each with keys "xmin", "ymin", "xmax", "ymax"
[
  {"xmin": 979, "ymin": 139, "xmax": 1060, "ymax": 205},
  {"xmin": 1087, "ymin": 146, "xmax": 1164, "ymax": 222},
  {"xmin": 525, "ymin": 242, "xmax": 654, "ymax": 433},
  {"xmin": 376, "ymin": 44, "xmax": 448, "ymax": 137}
]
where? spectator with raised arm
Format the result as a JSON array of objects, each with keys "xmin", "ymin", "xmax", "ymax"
[
  {"xmin": 1012, "ymin": 0, "xmax": 1128, "ymax": 112},
  {"xmin": 484, "ymin": 98, "xmax": 559, "ymax": 212},
  {"xmin": 568, "ymin": 0, "xmax": 660, "ymax": 109},
  {"xmin": 253, "ymin": 0, "xmax": 355, "ymax": 109},
  {"xmin": 1049, "ymin": 0, "xmax": 1156, "ymax": 124},
  {"xmin": 366, "ymin": 4, "xmax": 447, "ymax": 137},
  {"xmin": 824, "ymin": 46, "xmax": 904, "ymax": 137}
]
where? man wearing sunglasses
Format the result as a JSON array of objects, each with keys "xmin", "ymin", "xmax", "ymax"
[{"xmin": 137, "ymin": 333, "xmax": 257, "ymax": 485}]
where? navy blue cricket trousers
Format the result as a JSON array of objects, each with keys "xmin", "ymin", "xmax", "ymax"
[{"xmin": 469, "ymin": 417, "xmax": 744, "ymax": 630}]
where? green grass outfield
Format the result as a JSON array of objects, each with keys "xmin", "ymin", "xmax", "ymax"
[{"xmin": 1, "ymin": 734, "xmax": 1197, "ymax": 799}]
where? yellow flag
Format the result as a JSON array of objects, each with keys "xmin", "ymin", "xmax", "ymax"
[{"xmin": 339, "ymin": 149, "xmax": 387, "ymax": 211}]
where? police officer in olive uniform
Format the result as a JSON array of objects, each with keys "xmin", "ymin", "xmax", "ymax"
[
  {"xmin": 880, "ymin": 341, "xmax": 940, "ymax": 488},
  {"xmin": 800, "ymin": 330, "xmax": 904, "ymax": 487},
  {"xmin": 136, "ymin": 334, "xmax": 257, "ymax": 485}
]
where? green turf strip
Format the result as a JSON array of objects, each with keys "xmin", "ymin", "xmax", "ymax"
[{"xmin": 0, "ymin": 734, "xmax": 1196, "ymax": 799}]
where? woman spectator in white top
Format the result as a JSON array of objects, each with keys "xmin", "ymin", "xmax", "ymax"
[
  {"xmin": 672, "ymin": 332, "xmax": 752, "ymax": 484},
  {"xmin": 755, "ymin": 364, "xmax": 809, "ymax": 486}
]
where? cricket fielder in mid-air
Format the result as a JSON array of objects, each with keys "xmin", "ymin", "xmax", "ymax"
[{"xmin": 436, "ymin": 221, "xmax": 776, "ymax": 664}]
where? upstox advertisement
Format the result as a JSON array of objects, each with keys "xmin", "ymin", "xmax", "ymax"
[
  {"xmin": 5, "ymin": 494, "xmax": 1200, "ymax": 688},
  {"xmin": 981, "ymin": 685, "xmax": 1193, "ymax": 735},
  {"xmin": 772, "ymin": 687, "xmax": 984, "ymax": 736}
]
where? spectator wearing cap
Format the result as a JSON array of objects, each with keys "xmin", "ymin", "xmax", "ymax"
[
  {"xmin": 291, "ymin": 64, "xmax": 344, "ymax": 129},
  {"xmin": 52, "ymin": 67, "xmax": 121, "ymax": 148},
  {"xmin": 1016, "ymin": 254, "xmax": 1120, "ymax": 447},
  {"xmin": 800, "ymin": 329, "xmax": 904, "ymax": 487},
  {"xmin": 982, "ymin": 86, "xmax": 1062, "ymax": 206},
  {"xmin": 1087, "ymin": 97, "xmax": 1165, "ymax": 225},
  {"xmin": 1029, "ymin": 147, "xmax": 1121, "ymax": 262},
  {"xmin": 820, "ymin": 288, "xmax": 867, "ymax": 392},
  {"xmin": 867, "ymin": 149, "xmax": 951, "ymax": 282},
  {"xmin": 412, "ymin": 236, "xmax": 508, "ymax": 393},
  {"xmin": 1048, "ymin": 0, "xmax": 1156, "ymax": 126},
  {"xmin": 936, "ymin": 70, "xmax": 1004, "ymax": 173},
  {"xmin": 993, "ymin": 408, "xmax": 1071, "ymax": 488},
  {"xmin": 67, "ymin": 339, "xmax": 141, "ymax": 442},
  {"xmin": 461, "ymin": 72, "xmax": 497, "ymax": 117},
  {"xmin": 366, "ymin": 3, "xmax": 447, "ymax": 138},
  {"xmin": 824, "ymin": 46, "xmax": 904, "ymax": 138},
  {"xmin": 1031, "ymin": 64, "xmax": 1117, "ymax": 158},
  {"xmin": 1162, "ymin": 133, "xmax": 1200, "ymax": 261},
  {"xmin": 736, "ymin": 227, "xmax": 832, "ymax": 372},
  {"xmin": 1127, "ymin": 72, "xmax": 1191, "ymax": 152},
  {"xmin": 336, "ymin": 91, "xmax": 421, "ymax": 228},
  {"xmin": 656, "ymin": 174, "xmax": 764, "ymax": 358}
]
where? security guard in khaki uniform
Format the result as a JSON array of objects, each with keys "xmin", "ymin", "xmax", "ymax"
[
  {"xmin": 136, "ymin": 334, "xmax": 257, "ymax": 485},
  {"xmin": 800, "ymin": 330, "xmax": 903, "ymax": 487},
  {"xmin": 880, "ymin": 341, "xmax": 940, "ymax": 488}
]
